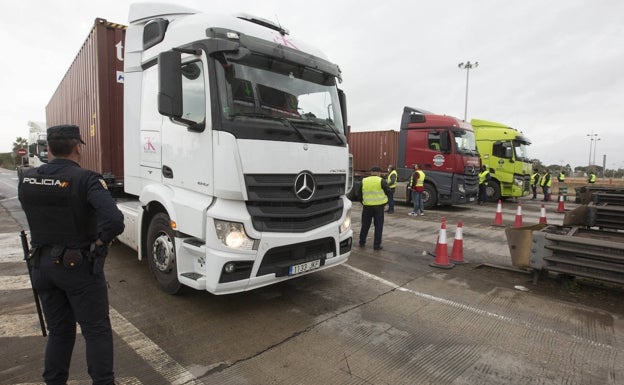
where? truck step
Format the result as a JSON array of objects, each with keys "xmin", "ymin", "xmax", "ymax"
[
  {"xmin": 183, "ymin": 238, "xmax": 205, "ymax": 248},
  {"xmin": 180, "ymin": 272, "xmax": 204, "ymax": 281},
  {"xmin": 181, "ymin": 239, "xmax": 206, "ymax": 256},
  {"xmin": 179, "ymin": 272, "xmax": 207, "ymax": 291}
]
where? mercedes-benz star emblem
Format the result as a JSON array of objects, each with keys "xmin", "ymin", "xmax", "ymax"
[{"xmin": 294, "ymin": 172, "xmax": 316, "ymax": 201}]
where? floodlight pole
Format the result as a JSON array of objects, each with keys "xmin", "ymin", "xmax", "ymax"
[
  {"xmin": 458, "ymin": 61, "xmax": 478, "ymax": 121},
  {"xmin": 587, "ymin": 132, "xmax": 598, "ymax": 169}
]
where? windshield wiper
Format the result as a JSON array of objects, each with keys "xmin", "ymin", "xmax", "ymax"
[
  {"xmin": 230, "ymin": 113, "xmax": 309, "ymax": 142},
  {"xmin": 291, "ymin": 118, "xmax": 345, "ymax": 145}
]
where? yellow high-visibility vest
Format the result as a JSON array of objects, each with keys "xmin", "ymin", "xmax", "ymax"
[
  {"xmin": 540, "ymin": 173, "xmax": 552, "ymax": 187},
  {"xmin": 387, "ymin": 169, "xmax": 398, "ymax": 189},
  {"xmin": 362, "ymin": 176, "xmax": 388, "ymax": 206},
  {"xmin": 479, "ymin": 170, "xmax": 490, "ymax": 185},
  {"xmin": 409, "ymin": 170, "xmax": 425, "ymax": 187},
  {"xmin": 531, "ymin": 172, "xmax": 540, "ymax": 185}
]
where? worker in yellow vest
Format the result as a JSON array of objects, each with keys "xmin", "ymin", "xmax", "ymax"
[
  {"xmin": 540, "ymin": 169, "xmax": 552, "ymax": 202},
  {"xmin": 409, "ymin": 164, "xmax": 426, "ymax": 216},
  {"xmin": 530, "ymin": 168, "xmax": 540, "ymax": 200},
  {"xmin": 359, "ymin": 166, "xmax": 391, "ymax": 250},
  {"xmin": 386, "ymin": 165, "xmax": 398, "ymax": 214},
  {"xmin": 478, "ymin": 165, "xmax": 491, "ymax": 205},
  {"xmin": 588, "ymin": 171, "xmax": 596, "ymax": 183}
]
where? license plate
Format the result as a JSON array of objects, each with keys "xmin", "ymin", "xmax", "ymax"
[{"xmin": 289, "ymin": 259, "xmax": 321, "ymax": 275}]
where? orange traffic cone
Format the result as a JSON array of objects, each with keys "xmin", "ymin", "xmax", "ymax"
[
  {"xmin": 539, "ymin": 204, "xmax": 548, "ymax": 224},
  {"xmin": 557, "ymin": 194, "xmax": 565, "ymax": 213},
  {"xmin": 449, "ymin": 220, "xmax": 466, "ymax": 264},
  {"xmin": 493, "ymin": 200, "xmax": 504, "ymax": 227},
  {"xmin": 513, "ymin": 201, "xmax": 523, "ymax": 228},
  {"xmin": 430, "ymin": 217, "xmax": 454, "ymax": 269}
]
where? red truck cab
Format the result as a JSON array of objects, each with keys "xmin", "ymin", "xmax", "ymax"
[{"xmin": 395, "ymin": 107, "xmax": 480, "ymax": 207}]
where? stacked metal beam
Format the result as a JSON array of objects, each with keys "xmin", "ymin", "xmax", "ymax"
[{"xmin": 529, "ymin": 187, "xmax": 624, "ymax": 285}]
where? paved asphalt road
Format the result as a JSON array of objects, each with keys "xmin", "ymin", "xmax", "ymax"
[{"xmin": 1, "ymin": 168, "xmax": 622, "ymax": 385}]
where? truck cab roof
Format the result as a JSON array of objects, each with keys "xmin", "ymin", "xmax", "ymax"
[{"xmin": 402, "ymin": 106, "xmax": 472, "ymax": 131}]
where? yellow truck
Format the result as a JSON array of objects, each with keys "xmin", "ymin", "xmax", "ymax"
[{"xmin": 471, "ymin": 119, "xmax": 532, "ymax": 201}]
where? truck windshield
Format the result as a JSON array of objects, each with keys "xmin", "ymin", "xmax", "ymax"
[
  {"xmin": 452, "ymin": 129, "xmax": 477, "ymax": 155},
  {"xmin": 513, "ymin": 141, "xmax": 531, "ymax": 162},
  {"xmin": 215, "ymin": 53, "xmax": 345, "ymax": 146}
]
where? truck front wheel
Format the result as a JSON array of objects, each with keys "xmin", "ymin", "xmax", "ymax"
[
  {"xmin": 487, "ymin": 180, "xmax": 501, "ymax": 202},
  {"xmin": 422, "ymin": 183, "xmax": 437, "ymax": 210},
  {"xmin": 147, "ymin": 212, "xmax": 182, "ymax": 295}
]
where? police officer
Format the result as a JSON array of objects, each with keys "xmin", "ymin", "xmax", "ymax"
[
  {"xmin": 558, "ymin": 170, "xmax": 565, "ymax": 182},
  {"xmin": 359, "ymin": 166, "xmax": 391, "ymax": 250},
  {"xmin": 386, "ymin": 164, "xmax": 398, "ymax": 213},
  {"xmin": 18, "ymin": 125, "xmax": 125, "ymax": 385},
  {"xmin": 478, "ymin": 165, "xmax": 491, "ymax": 204},
  {"xmin": 588, "ymin": 170, "xmax": 596, "ymax": 183}
]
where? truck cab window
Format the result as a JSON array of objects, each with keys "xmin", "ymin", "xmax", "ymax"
[
  {"xmin": 215, "ymin": 53, "xmax": 346, "ymax": 146},
  {"xmin": 513, "ymin": 140, "xmax": 531, "ymax": 162},
  {"xmin": 181, "ymin": 61, "xmax": 206, "ymax": 124},
  {"xmin": 452, "ymin": 129, "xmax": 477, "ymax": 155},
  {"xmin": 492, "ymin": 141, "xmax": 512, "ymax": 159},
  {"xmin": 427, "ymin": 132, "xmax": 441, "ymax": 150}
]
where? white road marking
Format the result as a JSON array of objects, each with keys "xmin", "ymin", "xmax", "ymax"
[
  {"xmin": 0, "ymin": 314, "xmax": 43, "ymax": 337},
  {"xmin": 14, "ymin": 377, "xmax": 142, "ymax": 385},
  {"xmin": 0, "ymin": 274, "xmax": 31, "ymax": 290},
  {"xmin": 109, "ymin": 308, "xmax": 202, "ymax": 385},
  {"xmin": 0, "ymin": 232, "xmax": 23, "ymax": 262},
  {"xmin": 343, "ymin": 263, "xmax": 617, "ymax": 350}
]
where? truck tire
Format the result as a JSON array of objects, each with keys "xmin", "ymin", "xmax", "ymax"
[
  {"xmin": 487, "ymin": 180, "xmax": 501, "ymax": 202},
  {"xmin": 147, "ymin": 212, "xmax": 182, "ymax": 295},
  {"xmin": 423, "ymin": 183, "xmax": 437, "ymax": 209}
]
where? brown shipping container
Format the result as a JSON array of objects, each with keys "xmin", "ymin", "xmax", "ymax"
[
  {"xmin": 348, "ymin": 130, "xmax": 399, "ymax": 172},
  {"xmin": 46, "ymin": 18, "xmax": 126, "ymax": 182}
]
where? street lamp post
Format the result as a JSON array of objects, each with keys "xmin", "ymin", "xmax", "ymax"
[
  {"xmin": 593, "ymin": 137, "xmax": 601, "ymax": 166},
  {"xmin": 458, "ymin": 61, "xmax": 478, "ymax": 121}
]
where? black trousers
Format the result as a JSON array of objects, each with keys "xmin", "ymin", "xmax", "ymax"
[
  {"xmin": 31, "ymin": 251, "xmax": 114, "ymax": 385},
  {"xmin": 387, "ymin": 188, "xmax": 395, "ymax": 212},
  {"xmin": 478, "ymin": 184, "xmax": 488, "ymax": 203},
  {"xmin": 359, "ymin": 205, "xmax": 385, "ymax": 248}
]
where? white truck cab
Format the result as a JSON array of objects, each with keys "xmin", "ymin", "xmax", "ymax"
[{"xmin": 117, "ymin": 3, "xmax": 352, "ymax": 294}]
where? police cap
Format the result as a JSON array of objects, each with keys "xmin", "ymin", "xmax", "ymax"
[
  {"xmin": 371, "ymin": 166, "xmax": 381, "ymax": 172},
  {"xmin": 47, "ymin": 124, "xmax": 85, "ymax": 144}
]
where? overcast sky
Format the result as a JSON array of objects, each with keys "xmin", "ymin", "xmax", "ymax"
[{"xmin": 1, "ymin": 0, "xmax": 622, "ymax": 170}]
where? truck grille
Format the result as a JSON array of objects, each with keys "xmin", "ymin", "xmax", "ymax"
[
  {"xmin": 464, "ymin": 173, "xmax": 479, "ymax": 191},
  {"xmin": 245, "ymin": 173, "xmax": 345, "ymax": 233}
]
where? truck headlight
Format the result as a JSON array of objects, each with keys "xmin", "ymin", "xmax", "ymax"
[
  {"xmin": 340, "ymin": 209, "xmax": 352, "ymax": 233},
  {"xmin": 514, "ymin": 177, "xmax": 524, "ymax": 187},
  {"xmin": 214, "ymin": 220, "xmax": 258, "ymax": 250}
]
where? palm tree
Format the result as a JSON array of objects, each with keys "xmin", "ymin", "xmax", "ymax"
[{"xmin": 12, "ymin": 137, "xmax": 28, "ymax": 153}]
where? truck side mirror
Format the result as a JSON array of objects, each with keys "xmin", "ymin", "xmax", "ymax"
[
  {"xmin": 338, "ymin": 88, "xmax": 348, "ymax": 133},
  {"xmin": 158, "ymin": 51, "xmax": 183, "ymax": 118},
  {"xmin": 505, "ymin": 147, "xmax": 513, "ymax": 159}
]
